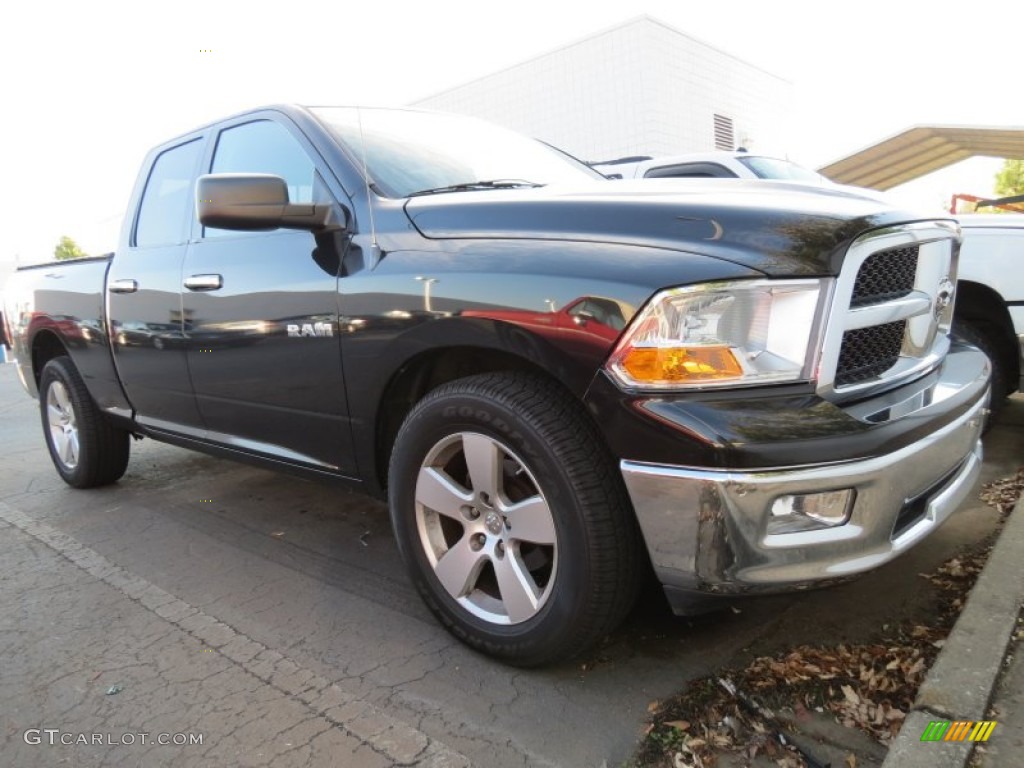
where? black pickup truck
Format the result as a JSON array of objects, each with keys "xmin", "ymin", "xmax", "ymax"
[{"xmin": 1, "ymin": 106, "xmax": 990, "ymax": 665}]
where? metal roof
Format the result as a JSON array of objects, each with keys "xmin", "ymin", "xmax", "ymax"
[{"xmin": 817, "ymin": 126, "xmax": 1024, "ymax": 190}]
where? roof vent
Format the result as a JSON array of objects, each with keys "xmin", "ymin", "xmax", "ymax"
[{"xmin": 714, "ymin": 114, "xmax": 735, "ymax": 151}]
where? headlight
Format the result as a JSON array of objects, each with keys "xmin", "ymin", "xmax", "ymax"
[{"xmin": 606, "ymin": 279, "xmax": 829, "ymax": 390}]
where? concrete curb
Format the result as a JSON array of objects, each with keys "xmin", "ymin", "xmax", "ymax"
[{"xmin": 882, "ymin": 497, "xmax": 1024, "ymax": 768}]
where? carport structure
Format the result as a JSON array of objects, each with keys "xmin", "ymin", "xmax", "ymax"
[{"xmin": 818, "ymin": 126, "xmax": 1024, "ymax": 190}]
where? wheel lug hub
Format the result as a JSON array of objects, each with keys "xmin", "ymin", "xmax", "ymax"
[{"xmin": 484, "ymin": 511, "xmax": 503, "ymax": 535}]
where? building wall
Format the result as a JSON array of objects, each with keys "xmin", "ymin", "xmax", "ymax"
[{"xmin": 412, "ymin": 16, "xmax": 793, "ymax": 163}]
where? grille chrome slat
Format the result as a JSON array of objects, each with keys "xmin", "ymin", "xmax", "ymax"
[{"xmin": 845, "ymin": 291, "xmax": 932, "ymax": 331}]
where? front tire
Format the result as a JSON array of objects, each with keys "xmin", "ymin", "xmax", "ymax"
[
  {"xmin": 39, "ymin": 356, "xmax": 130, "ymax": 488},
  {"xmin": 388, "ymin": 372, "xmax": 641, "ymax": 666},
  {"xmin": 952, "ymin": 319, "xmax": 1009, "ymax": 426}
]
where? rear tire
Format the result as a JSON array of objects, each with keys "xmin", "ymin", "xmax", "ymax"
[
  {"xmin": 388, "ymin": 372, "xmax": 641, "ymax": 666},
  {"xmin": 39, "ymin": 356, "xmax": 130, "ymax": 488}
]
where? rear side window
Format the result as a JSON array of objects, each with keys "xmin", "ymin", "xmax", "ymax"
[
  {"xmin": 134, "ymin": 139, "xmax": 203, "ymax": 248},
  {"xmin": 205, "ymin": 120, "xmax": 314, "ymax": 237},
  {"xmin": 644, "ymin": 162, "xmax": 738, "ymax": 179},
  {"xmin": 737, "ymin": 156, "xmax": 826, "ymax": 183}
]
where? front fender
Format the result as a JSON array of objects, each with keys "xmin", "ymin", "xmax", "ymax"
[{"xmin": 337, "ymin": 240, "xmax": 761, "ymax": 490}]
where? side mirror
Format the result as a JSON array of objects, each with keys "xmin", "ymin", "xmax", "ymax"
[{"xmin": 196, "ymin": 174, "xmax": 341, "ymax": 232}]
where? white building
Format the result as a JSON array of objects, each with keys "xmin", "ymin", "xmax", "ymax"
[{"xmin": 412, "ymin": 16, "xmax": 793, "ymax": 164}]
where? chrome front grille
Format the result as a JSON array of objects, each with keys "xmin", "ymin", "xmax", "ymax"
[
  {"xmin": 836, "ymin": 320, "xmax": 907, "ymax": 386},
  {"xmin": 850, "ymin": 246, "xmax": 918, "ymax": 307},
  {"xmin": 818, "ymin": 222, "xmax": 959, "ymax": 401}
]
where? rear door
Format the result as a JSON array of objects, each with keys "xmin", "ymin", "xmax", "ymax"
[
  {"xmin": 108, "ymin": 137, "xmax": 206, "ymax": 433},
  {"xmin": 180, "ymin": 117, "xmax": 357, "ymax": 475}
]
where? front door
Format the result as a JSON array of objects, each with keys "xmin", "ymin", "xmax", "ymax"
[{"xmin": 181, "ymin": 118, "xmax": 356, "ymax": 475}]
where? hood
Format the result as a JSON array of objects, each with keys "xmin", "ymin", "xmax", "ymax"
[
  {"xmin": 956, "ymin": 213, "xmax": 1024, "ymax": 230},
  {"xmin": 404, "ymin": 179, "xmax": 951, "ymax": 277}
]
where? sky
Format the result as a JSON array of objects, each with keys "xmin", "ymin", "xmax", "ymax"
[{"xmin": 0, "ymin": 0, "xmax": 1018, "ymax": 283}]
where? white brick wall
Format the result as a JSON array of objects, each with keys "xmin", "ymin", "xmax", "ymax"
[{"xmin": 412, "ymin": 16, "xmax": 793, "ymax": 163}]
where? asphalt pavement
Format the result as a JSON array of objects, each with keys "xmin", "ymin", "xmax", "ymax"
[{"xmin": 0, "ymin": 361, "xmax": 1020, "ymax": 767}]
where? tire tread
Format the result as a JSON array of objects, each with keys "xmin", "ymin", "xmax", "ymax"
[
  {"xmin": 390, "ymin": 371, "xmax": 642, "ymax": 666},
  {"xmin": 40, "ymin": 356, "xmax": 130, "ymax": 488}
]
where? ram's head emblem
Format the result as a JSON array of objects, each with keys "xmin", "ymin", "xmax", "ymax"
[{"xmin": 934, "ymin": 277, "xmax": 955, "ymax": 317}]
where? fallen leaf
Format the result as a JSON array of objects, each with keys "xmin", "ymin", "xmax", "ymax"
[{"xmin": 665, "ymin": 720, "xmax": 691, "ymax": 731}]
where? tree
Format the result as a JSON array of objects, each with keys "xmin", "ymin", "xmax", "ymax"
[
  {"xmin": 54, "ymin": 236, "xmax": 87, "ymax": 261},
  {"xmin": 994, "ymin": 159, "xmax": 1024, "ymax": 198}
]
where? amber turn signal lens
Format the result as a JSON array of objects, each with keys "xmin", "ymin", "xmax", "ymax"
[{"xmin": 619, "ymin": 345, "xmax": 743, "ymax": 382}]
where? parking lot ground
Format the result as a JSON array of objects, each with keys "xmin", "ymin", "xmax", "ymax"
[
  {"xmin": 0, "ymin": 508, "xmax": 437, "ymax": 767},
  {"xmin": 0, "ymin": 362, "xmax": 1020, "ymax": 767}
]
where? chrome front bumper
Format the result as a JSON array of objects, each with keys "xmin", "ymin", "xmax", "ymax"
[{"xmin": 621, "ymin": 359, "xmax": 989, "ymax": 610}]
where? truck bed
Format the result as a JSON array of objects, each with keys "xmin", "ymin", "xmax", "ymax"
[{"xmin": 2, "ymin": 254, "xmax": 129, "ymax": 415}]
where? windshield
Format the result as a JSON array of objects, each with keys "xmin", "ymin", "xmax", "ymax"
[
  {"xmin": 311, "ymin": 107, "xmax": 603, "ymax": 198},
  {"xmin": 738, "ymin": 156, "xmax": 828, "ymax": 184}
]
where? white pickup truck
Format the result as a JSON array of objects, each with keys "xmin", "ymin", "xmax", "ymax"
[
  {"xmin": 592, "ymin": 150, "xmax": 831, "ymax": 185},
  {"xmin": 953, "ymin": 214, "xmax": 1024, "ymax": 415}
]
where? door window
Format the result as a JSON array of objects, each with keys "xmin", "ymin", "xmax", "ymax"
[
  {"xmin": 568, "ymin": 297, "xmax": 627, "ymax": 330},
  {"xmin": 205, "ymin": 120, "xmax": 315, "ymax": 237},
  {"xmin": 134, "ymin": 139, "xmax": 203, "ymax": 248}
]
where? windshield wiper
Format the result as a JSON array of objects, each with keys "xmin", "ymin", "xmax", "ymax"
[{"xmin": 407, "ymin": 179, "xmax": 543, "ymax": 197}]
